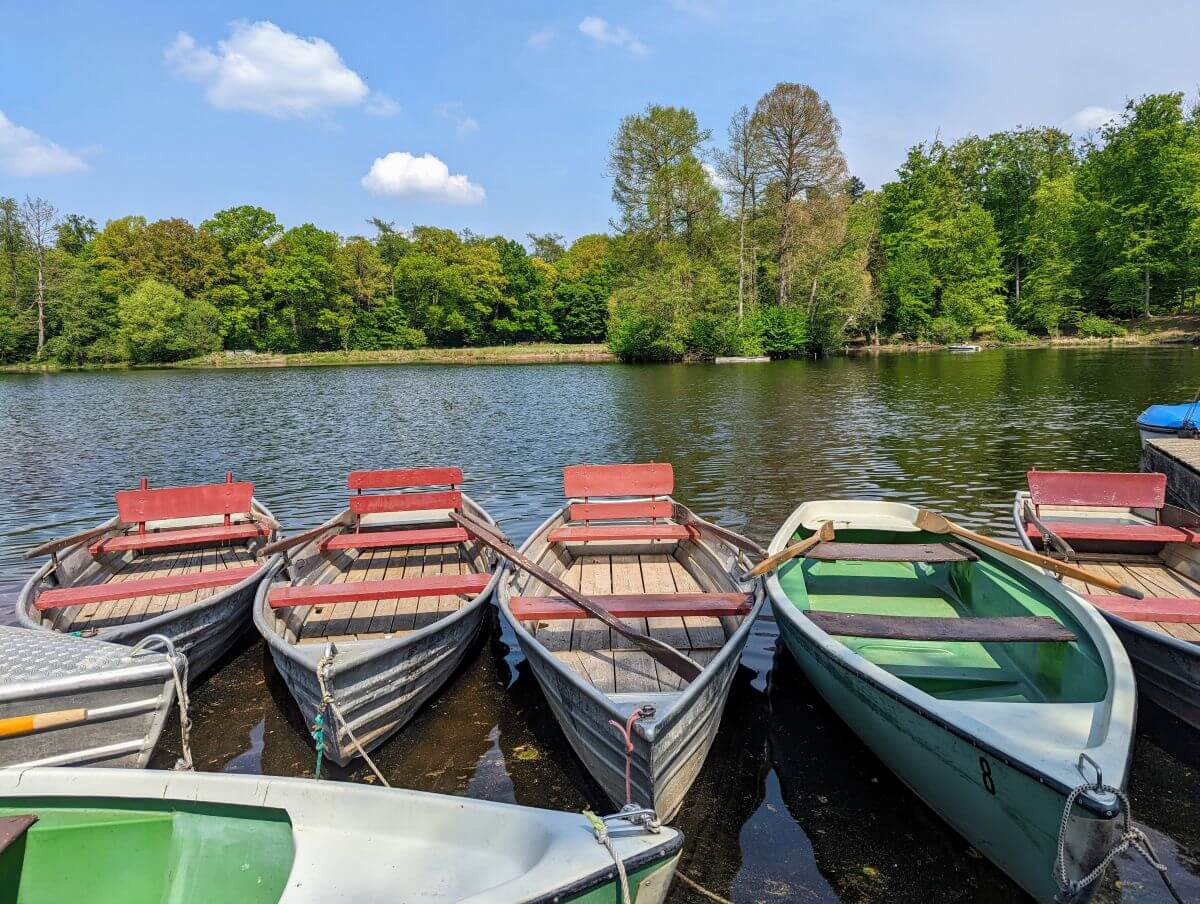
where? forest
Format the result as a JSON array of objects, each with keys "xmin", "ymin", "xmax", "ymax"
[{"xmin": 2, "ymin": 85, "xmax": 1199, "ymax": 365}]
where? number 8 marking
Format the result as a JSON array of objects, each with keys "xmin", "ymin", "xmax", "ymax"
[{"xmin": 979, "ymin": 756, "xmax": 996, "ymax": 795}]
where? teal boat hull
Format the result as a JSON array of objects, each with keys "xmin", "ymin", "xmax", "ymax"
[{"xmin": 775, "ymin": 612, "xmax": 1121, "ymax": 902}]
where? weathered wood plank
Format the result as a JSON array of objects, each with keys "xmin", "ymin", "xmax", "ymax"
[
  {"xmin": 642, "ymin": 554, "xmax": 690, "ymax": 650},
  {"xmin": 806, "ymin": 541, "xmax": 977, "ymax": 563},
  {"xmin": 807, "ymin": 612, "xmax": 1077, "ymax": 643},
  {"xmin": 609, "ymin": 555, "xmax": 647, "ymax": 651},
  {"xmin": 613, "ymin": 651, "xmax": 663, "ymax": 693},
  {"xmin": 574, "ymin": 555, "xmax": 611, "ymax": 651}
]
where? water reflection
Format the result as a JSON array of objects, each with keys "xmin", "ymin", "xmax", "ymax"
[{"xmin": 2, "ymin": 347, "xmax": 1198, "ymax": 902}]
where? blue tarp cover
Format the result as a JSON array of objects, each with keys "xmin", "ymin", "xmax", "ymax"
[{"xmin": 1138, "ymin": 403, "xmax": 1199, "ymax": 429}]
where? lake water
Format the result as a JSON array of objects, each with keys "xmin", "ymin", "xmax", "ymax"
[{"xmin": 1, "ymin": 346, "xmax": 1198, "ymax": 902}]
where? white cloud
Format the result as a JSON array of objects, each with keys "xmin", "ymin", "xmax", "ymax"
[
  {"xmin": 578, "ymin": 17, "xmax": 647, "ymax": 54},
  {"xmin": 1067, "ymin": 105, "xmax": 1120, "ymax": 132},
  {"xmin": 702, "ymin": 162, "xmax": 732, "ymax": 194},
  {"xmin": 0, "ymin": 110, "xmax": 88, "ymax": 177},
  {"xmin": 165, "ymin": 21, "xmax": 378, "ymax": 118},
  {"xmin": 435, "ymin": 102, "xmax": 479, "ymax": 136},
  {"xmin": 527, "ymin": 26, "xmax": 556, "ymax": 48},
  {"xmin": 361, "ymin": 152, "xmax": 486, "ymax": 204},
  {"xmin": 364, "ymin": 93, "xmax": 400, "ymax": 117}
]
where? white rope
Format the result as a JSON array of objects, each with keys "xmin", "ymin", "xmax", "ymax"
[
  {"xmin": 315, "ymin": 651, "xmax": 391, "ymax": 788},
  {"xmin": 584, "ymin": 811, "xmax": 631, "ymax": 904},
  {"xmin": 128, "ymin": 634, "xmax": 192, "ymax": 771},
  {"xmin": 1055, "ymin": 779, "xmax": 1182, "ymax": 902}
]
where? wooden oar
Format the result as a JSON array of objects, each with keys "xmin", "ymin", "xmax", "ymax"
[
  {"xmin": 451, "ymin": 511, "xmax": 703, "ymax": 682},
  {"xmin": 257, "ymin": 512, "xmax": 349, "ymax": 559},
  {"xmin": 745, "ymin": 522, "xmax": 835, "ymax": 578},
  {"xmin": 913, "ymin": 509, "xmax": 1144, "ymax": 599},
  {"xmin": 24, "ymin": 522, "xmax": 127, "ymax": 560},
  {"xmin": 0, "ymin": 708, "xmax": 88, "ymax": 739}
]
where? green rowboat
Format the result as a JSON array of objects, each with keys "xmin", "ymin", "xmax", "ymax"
[
  {"xmin": 767, "ymin": 500, "xmax": 1136, "ymax": 903},
  {"xmin": 0, "ymin": 768, "xmax": 681, "ymax": 904}
]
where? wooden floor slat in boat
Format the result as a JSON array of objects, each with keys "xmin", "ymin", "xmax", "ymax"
[
  {"xmin": 296, "ymin": 543, "xmax": 479, "ymax": 644},
  {"xmin": 61, "ymin": 545, "xmax": 254, "ymax": 633},
  {"xmin": 1063, "ymin": 558, "xmax": 1200, "ymax": 641},
  {"xmin": 537, "ymin": 552, "xmax": 737, "ymax": 694}
]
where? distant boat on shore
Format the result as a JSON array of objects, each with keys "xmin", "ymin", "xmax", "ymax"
[
  {"xmin": 947, "ymin": 344, "xmax": 981, "ymax": 352},
  {"xmin": 714, "ymin": 355, "xmax": 771, "ymax": 363}
]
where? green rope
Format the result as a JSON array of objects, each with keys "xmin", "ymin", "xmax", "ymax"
[{"xmin": 312, "ymin": 713, "xmax": 326, "ymax": 780}]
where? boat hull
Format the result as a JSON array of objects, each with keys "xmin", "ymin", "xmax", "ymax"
[
  {"xmin": 0, "ymin": 629, "xmax": 176, "ymax": 769},
  {"xmin": 775, "ymin": 614, "xmax": 1119, "ymax": 902},
  {"xmin": 258, "ymin": 555, "xmax": 494, "ymax": 766}
]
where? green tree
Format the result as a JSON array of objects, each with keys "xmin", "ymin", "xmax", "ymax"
[{"xmin": 118, "ymin": 279, "xmax": 221, "ymax": 363}]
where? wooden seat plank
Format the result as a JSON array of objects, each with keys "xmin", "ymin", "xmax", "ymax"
[
  {"xmin": 38, "ymin": 565, "xmax": 259, "ymax": 610},
  {"xmin": 1026, "ymin": 521, "xmax": 1192, "ymax": 544},
  {"xmin": 270, "ymin": 572, "xmax": 489, "ymax": 609},
  {"xmin": 1084, "ymin": 595, "xmax": 1200, "ymax": 624},
  {"xmin": 806, "ymin": 541, "xmax": 978, "ymax": 563},
  {"xmin": 323, "ymin": 527, "xmax": 469, "ymax": 552},
  {"xmin": 547, "ymin": 524, "xmax": 690, "ymax": 544},
  {"xmin": 91, "ymin": 523, "xmax": 265, "ymax": 555},
  {"xmin": 807, "ymin": 611, "xmax": 1077, "ymax": 643},
  {"xmin": 511, "ymin": 593, "xmax": 753, "ymax": 621}
]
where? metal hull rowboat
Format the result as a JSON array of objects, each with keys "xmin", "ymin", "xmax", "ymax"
[
  {"xmin": 254, "ymin": 468, "xmax": 501, "ymax": 766},
  {"xmin": 0, "ymin": 628, "xmax": 179, "ymax": 769},
  {"xmin": 16, "ymin": 475, "xmax": 278, "ymax": 680},
  {"xmin": 768, "ymin": 500, "xmax": 1135, "ymax": 903},
  {"xmin": 0, "ymin": 767, "xmax": 682, "ymax": 903},
  {"xmin": 498, "ymin": 464, "xmax": 766, "ymax": 823},
  {"xmin": 1014, "ymin": 470, "xmax": 1200, "ymax": 731}
]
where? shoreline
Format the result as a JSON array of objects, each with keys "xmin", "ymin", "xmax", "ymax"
[{"xmin": 3, "ymin": 321, "xmax": 1198, "ymax": 374}]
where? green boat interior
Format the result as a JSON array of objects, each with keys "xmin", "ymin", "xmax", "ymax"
[
  {"xmin": 0, "ymin": 799, "xmax": 295, "ymax": 904},
  {"xmin": 777, "ymin": 529, "xmax": 1109, "ymax": 704}
]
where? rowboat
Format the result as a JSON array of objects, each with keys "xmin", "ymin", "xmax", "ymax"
[
  {"xmin": 1014, "ymin": 469, "xmax": 1200, "ymax": 731},
  {"xmin": 948, "ymin": 343, "xmax": 981, "ymax": 352},
  {"xmin": 0, "ymin": 628, "xmax": 179, "ymax": 769},
  {"xmin": 1137, "ymin": 402, "xmax": 1199, "ymax": 447},
  {"xmin": 496, "ymin": 463, "xmax": 766, "ymax": 823},
  {"xmin": 253, "ymin": 467, "xmax": 502, "ymax": 766},
  {"xmin": 16, "ymin": 474, "xmax": 278, "ymax": 679},
  {"xmin": 0, "ymin": 767, "xmax": 683, "ymax": 903},
  {"xmin": 767, "ymin": 499, "xmax": 1135, "ymax": 903}
]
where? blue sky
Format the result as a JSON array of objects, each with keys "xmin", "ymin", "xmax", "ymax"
[{"xmin": 3, "ymin": 1, "xmax": 1199, "ymax": 243}]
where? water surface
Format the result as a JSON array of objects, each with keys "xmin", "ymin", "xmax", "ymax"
[{"xmin": 1, "ymin": 347, "xmax": 1197, "ymax": 902}]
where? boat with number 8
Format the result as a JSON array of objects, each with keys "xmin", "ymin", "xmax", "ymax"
[
  {"xmin": 496, "ymin": 463, "xmax": 766, "ymax": 823},
  {"xmin": 0, "ymin": 767, "xmax": 683, "ymax": 903},
  {"xmin": 253, "ymin": 467, "xmax": 502, "ymax": 766},
  {"xmin": 16, "ymin": 474, "xmax": 278, "ymax": 680},
  {"xmin": 766, "ymin": 499, "xmax": 1135, "ymax": 903}
]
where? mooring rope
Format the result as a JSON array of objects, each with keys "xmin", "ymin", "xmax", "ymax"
[
  {"xmin": 608, "ymin": 705, "xmax": 655, "ymax": 805},
  {"xmin": 584, "ymin": 810, "xmax": 632, "ymax": 904},
  {"xmin": 1055, "ymin": 771, "xmax": 1183, "ymax": 902},
  {"xmin": 128, "ymin": 634, "xmax": 192, "ymax": 771},
  {"xmin": 314, "ymin": 651, "xmax": 391, "ymax": 788},
  {"xmin": 674, "ymin": 872, "xmax": 735, "ymax": 904}
]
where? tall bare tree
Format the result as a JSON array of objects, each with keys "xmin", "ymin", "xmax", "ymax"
[
  {"xmin": 19, "ymin": 196, "xmax": 59, "ymax": 355},
  {"xmin": 753, "ymin": 83, "xmax": 846, "ymax": 306},
  {"xmin": 713, "ymin": 106, "xmax": 766, "ymax": 320}
]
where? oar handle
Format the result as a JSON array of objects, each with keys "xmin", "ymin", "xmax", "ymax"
[
  {"xmin": 0, "ymin": 708, "xmax": 89, "ymax": 739},
  {"xmin": 746, "ymin": 523, "xmax": 834, "ymax": 578},
  {"xmin": 946, "ymin": 523, "xmax": 1144, "ymax": 599}
]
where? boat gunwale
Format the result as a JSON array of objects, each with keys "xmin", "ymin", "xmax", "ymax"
[
  {"xmin": 1011, "ymin": 489, "xmax": 1200, "ymax": 659},
  {"xmin": 497, "ymin": 498, "xmax": 767, "ymax": 740},
  {"xmin": 15, "ymin": 498, "xmax": 280, "ymax": 638},
  {"xmin": 252, "ymin": 491, "xmax": 503, "ymax": 671},
  {"xmin": 766, "ymin": 501, "xmax": 1135, "ymax": 819}
]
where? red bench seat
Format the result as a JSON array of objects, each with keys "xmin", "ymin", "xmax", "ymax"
[
  {"xmin": 547, "ymin": 524, "xmax": 691, "ymax": 544},
  {"xmin": 36, "ymin": 565, "xmax": 261, "ymax": 611},
  {"xmin": 510, "ymin": 593, "xmax": 752, "ymax": 621},
  {"xmin": 1025, "ymin": 521, "xmax": 1194, "ymax": 545},
  {"xmin": 322, "ymin": 527, "xmax": 469, "ymax": 551},
  {"xmin": 91, "ymin": 523, "xmax": 267, "ymax": 555},
  {"xmin": 1084, "ymin": 594, "xmax": 1200, "ymax": 624},
  {"xmin": 269, "ymin": 573, "xmax": 490, "ymax": 609}
]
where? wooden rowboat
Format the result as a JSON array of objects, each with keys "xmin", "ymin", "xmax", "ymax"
[
  {"xmin": 768, "ymin": 500, "xmax": 1135, "ymax": 903},
  {"xmin": 16, "ymin": 475, "xmax": 278, "ymax": 680},
  {"xmin": 0, "ymin": 767, "xmax": 683, "ymax": 903},
  {"xmin": 497, "ymin": 463, "xmax": 766, "ymax": 823},
  {"xmin": 253, "ymin": 467, "xmax": 502, "ymax": 767},
  {"xmin": 0, "ymin": 627, "xmax": 178, "ymax": 769},
  {"xmin": 1013, "ymin": 469, "xmax": 1200, "ymax": 731}
]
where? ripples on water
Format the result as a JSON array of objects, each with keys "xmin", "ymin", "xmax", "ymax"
[{"xmin": 1, "ymin": 347, "xmax": 1198, "ymax": 902}]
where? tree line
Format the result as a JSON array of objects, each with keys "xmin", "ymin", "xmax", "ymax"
[{"xmin": 2, "ymin": 85, "xmax": 1198, "ymax": 366}]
